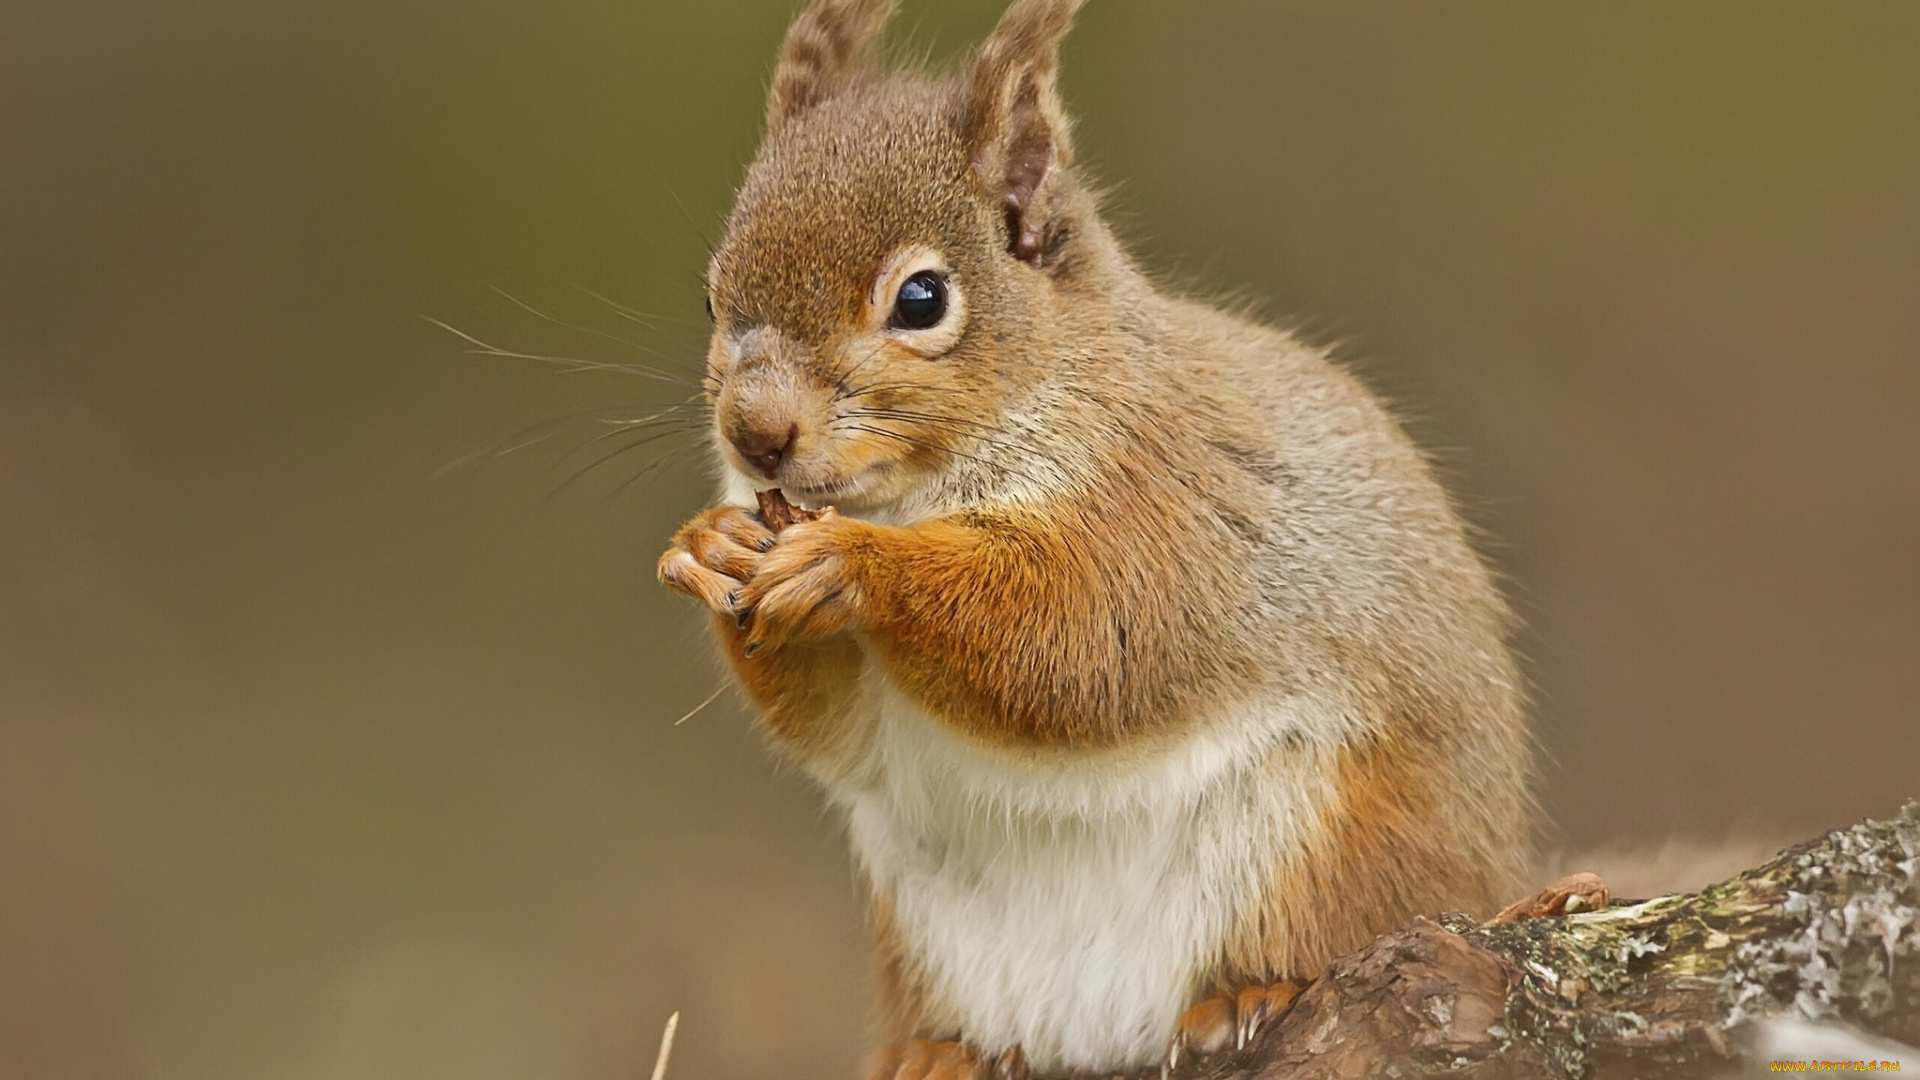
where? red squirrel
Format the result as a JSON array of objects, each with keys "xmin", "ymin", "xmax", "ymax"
[{"xmin": 658, "ymin": 1, "xmax": 1542, "ymax": 1075}]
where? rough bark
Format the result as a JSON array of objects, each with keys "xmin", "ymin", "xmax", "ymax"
[{"xmin": 1123, "ymin": 803, "xmax": 1920, "ymax": 1080}]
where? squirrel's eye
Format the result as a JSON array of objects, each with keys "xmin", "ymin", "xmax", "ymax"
[{"xmin": 891, "ymin": 271, "xmax": 947, "ymax": 331}]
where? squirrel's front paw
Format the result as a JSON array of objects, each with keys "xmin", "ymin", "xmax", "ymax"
[
  {"xmin": 863, "ymin": 1040, "xmax": 1026, "ymax": 1080},
  {"xmin": 736, "ymin": 512, "xmax": 870, "ymax": 655},
  {"xmin": 1164, "ymin": 981, "xmax": 1303, "ymax": 1076},
  {"xmin": 657, "ymin": 505, "xmax": 776, "ymax": 618}
]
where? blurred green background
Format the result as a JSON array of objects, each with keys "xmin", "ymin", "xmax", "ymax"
[{"xmin": 2, "ymin": 2, "xmax": 1916, "ymax": 1077}]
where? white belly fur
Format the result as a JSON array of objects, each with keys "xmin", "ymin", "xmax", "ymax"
[{"xmin": 823, "ymin": 656, "xmax": 1354, "ymax": 1074}]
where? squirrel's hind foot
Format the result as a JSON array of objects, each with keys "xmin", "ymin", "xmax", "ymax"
[
  {"xmin": 1486, "ymin": 872, "xmax": 1611, "ymax": 924},
  {"xmin": 1163, "ymin": 981, "xmax": 1303, "ymax": 1077}
]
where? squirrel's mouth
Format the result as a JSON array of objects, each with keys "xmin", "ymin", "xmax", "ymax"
[
  {"xmin": 781, "ymin": 462, "xmax": 892, "ymax": 510},
  {"xmin": 784, "ymin": 473, "xmax": 865, "ymax": 504}
]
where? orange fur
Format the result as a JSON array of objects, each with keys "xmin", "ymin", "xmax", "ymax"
[
  {"xmin": 863, "ymin": 1039, "xmax": 993, "ymax": 1080},
  {"xmin": 740, "ymin": 466, "xmax": 1256, "ymax": 748},
  {"xmin": 1222, "ymin": 672, "xmax": 1531, "ymax": 988},
  {"xmin": 718, "ymin": 611, "xmax": 866, "ymax": 758}
]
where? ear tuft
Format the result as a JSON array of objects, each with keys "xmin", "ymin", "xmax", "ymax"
[
  {"xmin": 767, "ymin": 0, "xmax": 900, "ymax": 134},
  {"xmin": 964, "ymin": 0, "xmax": 1086, "ymax": 266}
]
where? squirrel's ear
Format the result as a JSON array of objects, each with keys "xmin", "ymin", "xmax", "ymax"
[
  {"xmin": 964, "ymin": 0, "xmax": 1085, "ymax": 266},
  {"xmin": 767, "ymin": 0, "xmax": 899, "ymax": 134}
]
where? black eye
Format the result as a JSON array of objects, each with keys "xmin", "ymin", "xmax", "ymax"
[{"xmin": 891, "ymin": 271, "xmax": 947, "ymax": 331}]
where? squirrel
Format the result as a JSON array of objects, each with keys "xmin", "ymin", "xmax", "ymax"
[{"xmin": 658, "ymin": 1, "xmax": 1555, "ymax": 1076}]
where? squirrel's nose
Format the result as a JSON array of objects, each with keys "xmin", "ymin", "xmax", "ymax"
[{"xmin": 731, "ymin": 422, "xmax": 798, "ymax": 478}]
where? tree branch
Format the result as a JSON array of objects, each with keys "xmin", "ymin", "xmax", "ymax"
[{"xmin": 1124, "ymin": 802, "xmax": 1920, "ymax": 1079}]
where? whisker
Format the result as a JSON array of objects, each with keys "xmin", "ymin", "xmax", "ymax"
[
  {"xmin": 554, "ymin": 411, "xmax": 708, "ymax": 467},
  {"xmin": 612, "ymin": 444, "xmax": 702, "ymax": 498},
  {"xmin": 841, "ymin": 412, "xmax": 1034, "ymax": 456},
  {"xmin": 839, "ymin": 407, "xmax": 1010, "ymax": 435},
  {"xmin": 837, "ymin": 423, "xmax": 1041, "ymax": 485},
  {"xmin": 549, "ymin": 427, "xmax": 705, "ymax": 497},
  {"xmin": 492, "ymin": 431, "xmax": 569, "ymax": 458},
  {"xmin": 422, "ymin": 317, "xmax": 698, "ymax": 388},
  {"xmin": 433, "ymin": 441, "xmax": 526, "ymax": 480},
  {"xmin": 434, "ymin": 401, "xmax": 709, "ymax": 479},
  {"xmin": 836, "ymin": 379, "xmax": 953, "ymax": 401},
  {"xmin": 492, "ymin": 401, "xmax": 708, "ymax": 451},
  {"xmin": 491, "ymin": 287, "xmax": 703, "ymax": 374},
  {"xmin": 575, "ymin": 285, "xmax": 707, "ymax": 333},
  {"xmin": 829, "ymin": 336, "xmax": 893, "ymax": 390},
  {"xmin": 656, "ymin": 172, "xmax": 717, "ymax": 257},
  {"xmin": 837, "ymin": 408, "xmax": 1070, "ymax": 475}
]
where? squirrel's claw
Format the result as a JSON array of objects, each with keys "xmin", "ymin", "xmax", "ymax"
[
  {"xmin": 1234, "ymin": 982, "xmax": 1299, "ymax": 1048},
  {"xmin": 1165, "ymin": 993, "xmax": 1232, "ymax": 1076},
  {"xmin": 1164, "ymin": 981, "xmax": 1302, "ymax": 1076},
  {"xmin": 735, "ymin": 516, "xmax": 867, "ymax": 652},
  {"xmin": 1487, "ymin": 872, "xmax": 1611, "ymax": 924},
  {"xmin": 659, "ymin": 505, "xmax": 776, "ymax": 620}
]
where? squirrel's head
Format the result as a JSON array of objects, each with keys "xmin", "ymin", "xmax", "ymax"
[{"xmin": 703, "ymin": 0, "xmax": 1093, "ymax": 514}]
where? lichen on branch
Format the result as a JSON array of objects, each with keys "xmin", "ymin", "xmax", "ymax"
[{"xmin": 1130, "ymin": 803, "xmax": 1919, "ymax": 1080}]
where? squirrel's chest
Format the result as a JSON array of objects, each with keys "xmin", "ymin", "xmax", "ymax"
[{"xmin": 830, "ymin": 670, "xmax": 1321, "ymax": 1073}]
